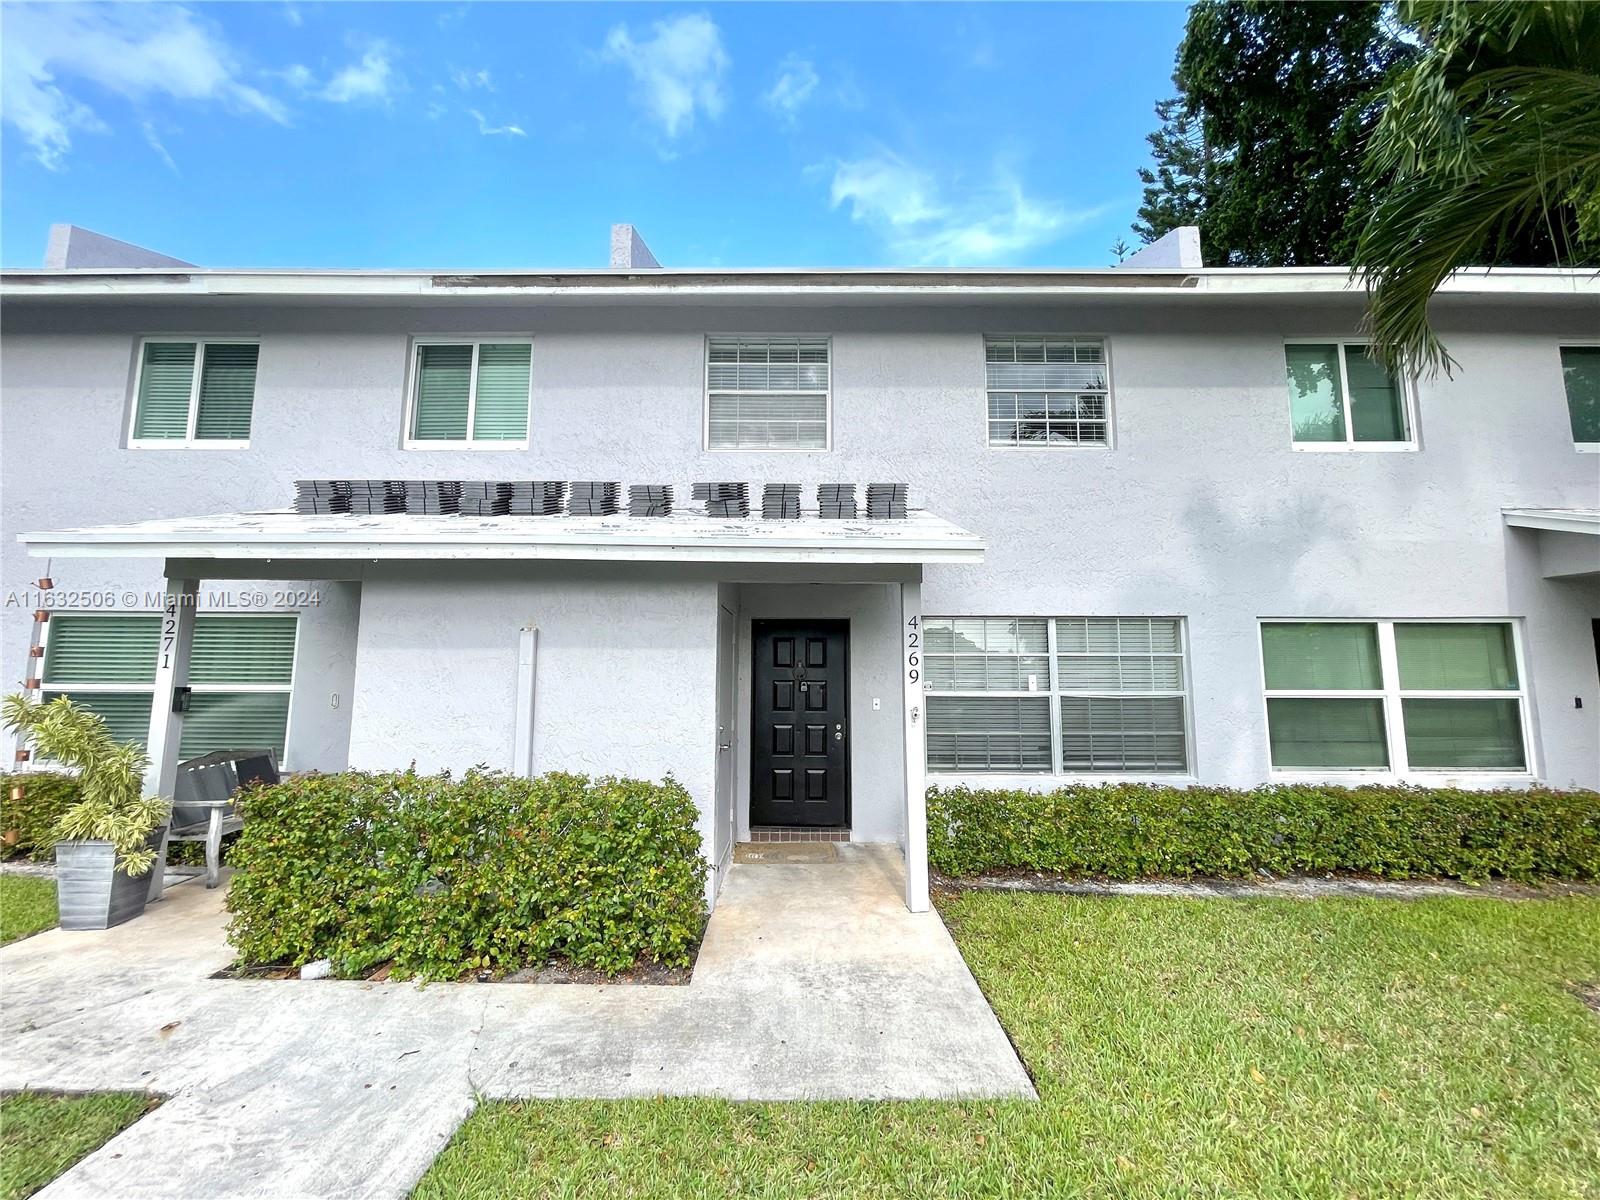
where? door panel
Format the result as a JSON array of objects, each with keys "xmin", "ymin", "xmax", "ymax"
[{"xmin": 751, "ymin": 619, "xmax": 849, "ymax": 827}]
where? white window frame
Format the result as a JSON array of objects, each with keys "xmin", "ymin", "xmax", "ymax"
[
  {"xmin": 126, "ymin": 335, "xmax": 259, "ymax": 450},
  {"xmin": 1258, "ymin": 617, "xmax": 1535, "ymax": 784},
  {"xmin": 1558, "ymin": 340, "xmax": 1600, "ymax": 453},
  {"xmin": 983, "ymin": 334, "xmax": 1116, "ymax": 451},
  {"xmin": 924, "ymin": 615, "xmax": 1194, "ymax": 782},
  {"xmin": 1283, "ymin": 338, "xmax": 1418, "ymax": 453},
  {"xmin": 702, "ymin": 334, "xmax": 833, "ymax": 453},
  {"xmin": 403, "ymin": 335, "xmax": 533, "ymax": 451},
  {"xmin": 35, "ymin": 609, "xmax": 300, "ymax": 757}
]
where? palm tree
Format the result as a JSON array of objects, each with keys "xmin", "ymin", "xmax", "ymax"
[{"xmin": 1352, "ymin": 1, "xmax": 1600, "ymax": 377}]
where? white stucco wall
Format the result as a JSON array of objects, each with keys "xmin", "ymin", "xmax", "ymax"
[{"xmin": 2, "ymin": 293, "xmax": 1596, "ymax": 795}]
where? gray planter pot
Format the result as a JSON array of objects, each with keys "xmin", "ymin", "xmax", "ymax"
[{"xmin": 54, "ymin": 827, "xmax": 166, "ymax": 931}]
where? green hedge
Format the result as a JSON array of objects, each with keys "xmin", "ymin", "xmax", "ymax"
[
  {"xmin": 225, "ymin": 769, "xmax": 707, "ymax": 979},
  {"xmin": 0, "ymin": 772, "xmax": 81, "ymax": 862},
  {"xmin": 928, "ymin": 783, "xmax": 1600, "ymax": 883}
]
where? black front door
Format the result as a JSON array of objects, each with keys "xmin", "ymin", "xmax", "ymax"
[{"xmin": 750, "ymin": 620, "xmax": 849, "ymax": 827}]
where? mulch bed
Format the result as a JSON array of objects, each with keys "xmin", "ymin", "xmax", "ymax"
[
  {"xmin": 934, "ymin": 868, "xmax": 1600, "ymax": 900},
  {"xmin": 211, "ymin": 942, "xmax": 697, "ymax": 986}
]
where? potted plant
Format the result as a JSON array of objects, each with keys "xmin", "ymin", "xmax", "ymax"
[{"xmin": 2, "ymin": 694, "xmax": 169, "ymax": 930}]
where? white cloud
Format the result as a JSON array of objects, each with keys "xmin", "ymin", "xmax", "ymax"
[
  {"xmin": 450, "ymin": 66, "xmax": 494, "ymax": 92},
  {"xmin": 763, "ymin": 53, "xmax": 818, "ymax": 123},
  {"xmin": 1, "ymin": 3, "xmax": 287, "ymax": 169},
  {"xmin": 141, "ymin": 119, "xmax": 178, "ymax": 172},
  {"xmin": 277, "ymin": 63, "xmax": 315, "ymax": 93},
  {"xmin": 825, "ymin": 152, "xmax": 1106, "ymax": 265},
  {"xmin": 601, "ymin": 12, "xmax": 727, "ymax": 140},
  {"xmin": 321, "ymin": 41, "xmax": 396, "ymax": 104},
  {"xmin": 468, "ymin": 108, "xmax": 525, "ymax": 138},
  {"xmin": 282, "ymin": 3, "xmax": 303, "ymax": 28}
]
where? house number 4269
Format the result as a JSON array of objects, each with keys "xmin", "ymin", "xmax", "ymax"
[{"xmin": 905, "ymin": 615, "xmax": 920, "ymax": 685}]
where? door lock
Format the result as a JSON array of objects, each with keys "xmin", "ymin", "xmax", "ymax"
[{"xmin": 835, "ymin": 721, "xmax": 845, "ymax": 741}]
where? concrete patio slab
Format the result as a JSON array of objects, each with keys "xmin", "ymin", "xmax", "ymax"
[{"xmin": 0, "ymin": 845, "xmax": 1033, "ymax": 1199}]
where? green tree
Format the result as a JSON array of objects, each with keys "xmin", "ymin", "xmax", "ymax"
[
  {"xmin": 1353, "ymin": 0, "xmax": 1600, "ymax": 376},
  {"xmin": 1136, "ymin": 1, "xmax": 1412, "ymax": 265}
]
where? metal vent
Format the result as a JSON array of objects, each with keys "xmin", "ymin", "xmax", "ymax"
[
  {"xmin": 628, "ymin": 484, "xmax": 674, "ymax": 517},
  {"xmin": 693, "ymin": 481, "xmax": 750, "ymax": 519},
  {"xmin": 865, "ymin": 483, "xmax": 907, "ymax": 520},
  {"xmin": 507, "ymin": 481, "xmax": 566, "ymax": 516},
  {"xmin": 761, "ymin": 483, "xmax": 801, "ymax": 520},
  {"xmin": 568, "ymin": 481, "xmax": 621, "ymax": 516},
  {"xmin": 817, "ymin": 483, "xmax": 857, "ymax": 520}
]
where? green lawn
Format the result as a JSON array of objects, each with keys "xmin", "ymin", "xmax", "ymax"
[
  {"xmin": 0, "ymin": 876, "xmax": 56, "ymax": 946},
  {"xmin": 416, "ymin": 893, "xmax": 1600, "ymax": 1200},
  {"xmin": 0, "ymin": 1091, "xmax": 156, "ymax": 1200}
]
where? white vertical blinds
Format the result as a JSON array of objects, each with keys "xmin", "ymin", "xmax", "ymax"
[
  {"xmin": 925, "ymin": 616, "xmax": 1188, "ymax": 774},
  {"xmin": 985, "ymin": 336, "xmax": 1109, "ymax": 447},
  {"xmin": 706, "ymin": 336, "xmax": 829, "ymax": 449},
  {"xmin": 39, "ymin": 613, "xmax": 298, "ymax": 759}
]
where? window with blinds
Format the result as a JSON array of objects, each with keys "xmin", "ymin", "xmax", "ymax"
[
  {"xmin": 925, "ymin": 616, "xmax": 1189, "ymax": 774},
  {"xmin": 1261, "ymin": 620, "xmax": 1527, "ymax": 775},
  {"xmin": 408, "ymin": 340, "xmax": 531, "ymax": 446},
  {"xmin": 1560, "ymin": 346, "xmax": 1600, "ymax": 447},
  {"xmin": 39, "ymin": 613, "xmax": 298, "ymax": 760},
  {"xmin": 985, "ymin": 336, "xmax": 1110, "ymax": 447},
  {"xmin": 706, "ymin": 336, "xmax": 829, "ymax": 449},
  {"xmin": 130, "ymin": 340, "xmax": 259, "ymax": 446},
  {"xmin": 1283, "ymin": 342, "xmax": 1412, "ymax": 447}
]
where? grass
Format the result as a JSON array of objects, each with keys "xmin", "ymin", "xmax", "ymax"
[
  {"xmin": 0, "ymin": 876, "xmax": 56, "ymax": 946},
  {"xmin": 416, "ymin": 893, "xmax": 1600, "ymax": 1200},
  {"xmin": 0, "ymin": 1091, "xmax": 157, "ymax": 1200}
]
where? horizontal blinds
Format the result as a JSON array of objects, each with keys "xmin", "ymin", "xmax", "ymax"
[
  {"xmin": 985, "ymin": 337, "xmax": 1108, "ymax": 446},
  {"xmin": 924, "ymin": 617, "xmax": 1049, "ymax": 692},
  {"xmin": 43, "ymin": 615, "xmax": 160, "ymax": 684},
  {"xmin": 471, "ymin": 343, "xmax": 531, "ymax": 440},
  {"xmin": 1561, "ymin": 346, "xmax": 1600, "ymax": 442},
  {"xmin": 133, "ymin": 342, "xmax": 197, "ymax": 439},
  {"xmin": 1266, "ymin": 697, "xmax": 1389, "ymax": 769},
  {"xmin": 41, "ymin": 691, "xmax": 154, "ymax": 748},
  {"xmin": 1395, "ymin": 623, "xmax": 1517, "ymax": 691},
  {"xmin": 180, "ymin": 693, "xmax": 291, "ymax": 759},
  {"xmin": 1401, "ymin": 699, "xmax": 1525, "ymax": 770},
  {"xmin": 412, "ymin": 344, "xmax": 473, "ymax": 440},
  {"xmin": 1060, "ymin": 697, "xmax": 1186, "ymax": 771},
  {"xmin": 190, "ymin": 616, "xmax": 297, "ymax": 684},
  {"xmin": 194, "ymin": 344, "xmax": 259, "ymax": 440},
  {"xmin": 707, "ymin": 337, "xmax": 828, "ymax": 449},
  {"xmin": 926, "ymin": 696, "xmax": 1051, "ymax": 772}
]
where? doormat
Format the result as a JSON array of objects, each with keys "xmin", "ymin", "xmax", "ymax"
[{"xmin": 734, "ymin": 842, "xmax": 840, "ymax": 865}]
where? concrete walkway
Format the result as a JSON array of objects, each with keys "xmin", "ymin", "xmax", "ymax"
[{"xmin": 0, "ymin": 845, "xmax": 1032, "ymax": 1199}]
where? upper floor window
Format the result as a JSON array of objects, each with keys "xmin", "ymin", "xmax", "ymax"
[
  {"xmin": 1260, "ymin": 620, "xmax": 1528, "ymax": 776},
  {"xmin": 1284, "ymin": 341, "xmax": 1414, "ymax": 449},
  {"xmin": 1560, "ymin": 345, "xmax": 1599, "ymax": 450},
  {"xmin": 705, "ymin": 336, "xmax": 830, "ymax": 450},
  {"xmin": 985, "ymin": 336, "xmax": 1110, "ymax": 448},
  {"xmin": 406, "ymin": 339, "xmax": 531, "ymax": 448},
  {"xmin": 129, "ymin": 339, "xmax": 259, "ymax": 448}
]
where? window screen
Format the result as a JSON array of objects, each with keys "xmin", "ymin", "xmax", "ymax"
[
  {"xmin": 985, "ymin": 336, "xmax": 1109, "ymax": 447},
  {"xmin": 706, "ymin": 337, "xmax": 829, "ymax": 449}
]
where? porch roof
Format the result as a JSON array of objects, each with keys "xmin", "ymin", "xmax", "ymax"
[
  {"xmin": 17, "ymin": 508, "xmax": 985, "ymax": 565},
  {"xmin": 1501, "ymin": 507, "xmax": 1600, "ymax": 536}
]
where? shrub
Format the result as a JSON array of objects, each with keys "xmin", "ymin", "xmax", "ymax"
[
  {"xmin": 927, "ymin": 783, "xmax": 1600, "ymax": 883},
  {"xmin": 0, "ymin": 772, "xmax": 80, "ymax": 861},
  {"xmin": 225, "ymin": 769, "xmax": 707, "ymax": 979}
]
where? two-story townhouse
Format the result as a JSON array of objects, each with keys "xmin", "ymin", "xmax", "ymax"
[{"xmin": 3, "ymin": 224, "xmax": 1596, "ymax": 912}]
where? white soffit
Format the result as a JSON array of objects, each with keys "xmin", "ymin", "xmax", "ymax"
[
  {"xmin": 17, "ymin": 509, "xmax": 985, "ymax": 565},
  {"xmin": 1501, "ymin": 507, "xmax": 1600, "ymax": 536}
]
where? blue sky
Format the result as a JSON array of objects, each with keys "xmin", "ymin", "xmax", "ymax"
[{"xmin": 1, "ymin": 2, "xmax": 1189, "ymax": 270}]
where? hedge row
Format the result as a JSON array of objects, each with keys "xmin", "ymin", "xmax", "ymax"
[
  {"xmin": 927, "ymin": 783, "xmax": 1600, "ymax": 883},
  {"xmin": 0, "ymin": 772, "xmax": 81, "ymax": 861},
  {"xmin": 225, "ymin": 769, "xmax": 706, "ymax": 980}
]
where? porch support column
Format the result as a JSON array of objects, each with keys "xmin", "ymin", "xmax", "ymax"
[
  {"xmin": 900, "ymin": 576, "xmax": 930, "ymax": 913},
  {"xmin": 144, "ymin": 577, "xmax": 199, "ymax": 901},
  {"xmin": 513, "ymin": 624, "xmax": 538, "ymax": 778}
]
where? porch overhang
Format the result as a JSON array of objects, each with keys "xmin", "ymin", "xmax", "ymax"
[
  {"xmin": 1503, "ymin": 507, "xmax": 1600, "ymax": 580},
  {"xmin": 18, "ymin": 508, "xmax": 985, "ymax": 566}
]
